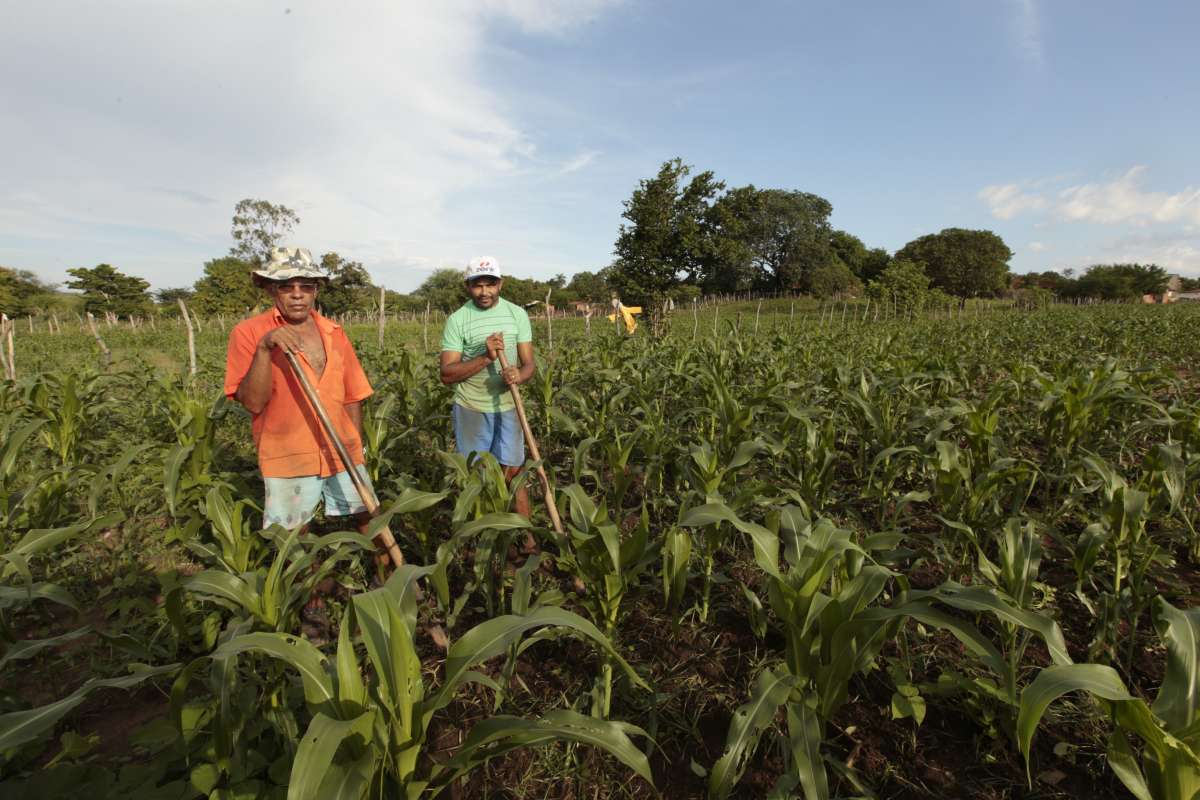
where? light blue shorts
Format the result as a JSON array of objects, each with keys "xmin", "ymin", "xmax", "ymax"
[
  {"xmin": 263, "ymin": 464, "xmax": 373, "ymax": 529},
  {"xmin": 454, "ymin": 403, "xmax": 525, "ymax": 468}
]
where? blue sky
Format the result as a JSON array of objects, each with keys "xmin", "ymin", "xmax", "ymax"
[{"xmin": 3, "ymin": 0, "xmax": 1198, "ymax": 292}]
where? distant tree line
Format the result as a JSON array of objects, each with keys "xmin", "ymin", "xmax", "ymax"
[
  {"xmin": 607, "ymin": 158, "xmax": 1020, "ymax": 328},
  {"xmin": 1012, "ymin": 264, "xmax": 1187, "ymax": 301},
  {"xmin": 5, "ymin": 187, "xmax": 1197, "ymax": 323}
]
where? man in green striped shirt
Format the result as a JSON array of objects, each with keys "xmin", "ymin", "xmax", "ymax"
[{"xmin": 439, "ymin": 257, "xmax": 537, "ymax": 543}]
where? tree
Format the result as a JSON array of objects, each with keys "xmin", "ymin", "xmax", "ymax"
[
  {"xmin": 829, "ymin": 230, "xmax": 891, "ymax": 285},
  {"xmin": 829, "ymin": 230, "xmax": 868, "ymax": 277},
  {"xmin": 190, "ymin": 257, "xmax": 262, "ymax": 316},
  {"xmin": 318, "ymin": 252, "xmax": 375, "ymax": 316},
  {"xmin": 611, "ymin": 158, "xmax": 723, "ymax": 329},
  {"xmin": 894, "ymin": 228, "xmax": 1012, "ymax": 298},
  {"xmin": 0, "ymin": 267, "xmax": 53, "ymax": 317},
  {"xmin": 413, "ymin": 269, "xmax": 468, "ymax": 313},
  {"xmin": 860, "ymin": 248, "xmax": 891, "ymax": 283},
  {"xmin": 230, "ymin": 198, "xmax": 300, "ymax": 264},
  {"xmin": 807, "ymin": 261, "xmax": 862, "ymax": 299},
  {"xmin": 865, "ymin": 259, "xmax": 932, "ymax": 313},
  {"xmin": 156, "ymin": 287, "xmax": 194, "ymax": 305},
  {"xmin": 700, "ymin": 186, "xmax": 835, "ymax": 293},
  {"xmin": 1065, "ymin": 263, "xmax": 1169, "ymax": 300},
  {"xmin": 1014, "ymin": 270, "xmax": 1072, "ymax": 294},
  {"xmin": 65, "ymin": 264, "xmax": 151, "ymax": 317},
  {"xmin": 566, "ymin": 270, "xmax": 610, "ymax": 303}
]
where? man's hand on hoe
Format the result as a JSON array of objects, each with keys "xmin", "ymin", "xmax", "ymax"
[
  {"xmin": 259, "ymin": 327, "xmax": 305, "ymax": 355},
  {"xmin": 485, "ymin": 331, "xmax": 504, "ymax": 360}
]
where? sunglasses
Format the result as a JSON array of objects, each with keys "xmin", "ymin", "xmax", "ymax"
[{"xmin": 273, "ymin": 281, "xmax": 319, "ymax": 293}]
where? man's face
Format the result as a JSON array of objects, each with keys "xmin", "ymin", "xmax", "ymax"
[
  {"xmin": 467, "ymin": 276, "xmax": 501, "ymax": 309},
  {"xmin": 270, "ymin": 279, "xmax": 319, "ymax": 323}
]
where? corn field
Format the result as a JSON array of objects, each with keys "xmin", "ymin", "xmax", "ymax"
[{"xmin": 1, "ymin": 299, "xmax": 1199, "ymax": 799}]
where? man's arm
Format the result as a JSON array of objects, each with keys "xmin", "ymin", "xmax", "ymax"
[
  {"xmin": 439, "ymin": 332, "xmax": 505, "ymax": 385},
  {"xmin": 502, "ymin": 341, "xmax": 536, "ymax": 386},
  {"xmin": 439, "ymin": 350, "xmax": 493, "ymax": 385},
  {"xmin": 235, "ymin": 327, "xmax": 304, "ymax": 413},
  {"xmin": 344, "ymin": 401, "xmax": 363, "ymax": 438}
]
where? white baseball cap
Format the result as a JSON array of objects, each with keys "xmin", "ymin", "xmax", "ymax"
[{"xmin": 464, "ymin": 256, "xmax": 502, "ymax": 282}]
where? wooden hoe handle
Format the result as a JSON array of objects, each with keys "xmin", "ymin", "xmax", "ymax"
[
  {"xmin": 496, "ymin": 351, "xmax": 565, "ymax": 537},
  {"xmin": 282, "ymin": 350, "xmax": 405, "ymax": 567}
]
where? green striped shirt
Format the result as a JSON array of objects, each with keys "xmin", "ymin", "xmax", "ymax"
[{"xmin": 440, "ymin": 297, "xmax": 532, "ymax": 412}]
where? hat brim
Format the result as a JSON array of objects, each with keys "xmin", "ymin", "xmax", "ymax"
[
  {"xmin": 252, "ymin": 267, "xmax": 328, "ymax": 282},
  {"xmin": 464, "ymin": 272, "xmax": 503, "ymax": 282}
]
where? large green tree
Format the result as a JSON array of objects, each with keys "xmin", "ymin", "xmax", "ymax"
[
  {"xmin": 829, "ymin": 230, "xmax": 891, "ymax": 284},
  {"xmin": 413, "ymin": 269, "xmax": 468, "ymax": 313},
  {"xmin": 0, "ymin": 267, "xmax": 54, "ymax": 317},
  {"xmin": 318, "ymin": 252, "xmax": 375, "ymax": 316},
  {"xmin": 230, "ymin": 198, "xmax": 300, "ymax": 264},
  {"xmin": 156, "ymin": 287, "xmax": 194, "ymax": 305},
  {"xmin": 865, "ymin": 258, "xmax": 933, "ymax": 312},
  {"xmin": 807, "ymin": 260, "xmax": 862, "ymax": 299},
  {"xmin": 566, "ymin": 270, "xmax": 610, "ymax": 303},
  {"xmin": 895, "ymin": 228, "xmax": 1012, "ymax": 298},
  {"xmin": 1064, "ymin": 263, "xmax": 1170, "ymax": 300},
  {"xmin": 700, "ymin": 186, "xmax": 835, "ymax": 293},
  {"xmin": 611, "ymin": 158, "xmax": 723, "ymax": 327},
  {"xmin": 65, "ymin": 264, "xmax": 151, "ymax": 317},
  {"xmin": 190, "ymin": 257, "xmax": 261, "ymax": 316}
]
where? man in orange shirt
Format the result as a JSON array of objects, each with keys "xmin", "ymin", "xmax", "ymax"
[{"xmin": 224, "ymin": 246, "xmax": 378, "ymax": 546}]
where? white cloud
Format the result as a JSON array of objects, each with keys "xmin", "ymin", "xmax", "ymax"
[
  {"xmin": 979, "ymin": 183, "xmax": 1047, "ymax": 219},
  {"xmin": 0, "ymin": 0, "xmax": 620, "ymax": 289},
  {"xmin": 1057, "ymin": 166, "xmax": 1200, "ymax": 226},
  {"xmin": 980, "ymin": 167, "xmax": 1200, "ymax": 227},
  {"xmin": 1028, "ymin": 241, "xmax": 1048, "ymax": 252}
]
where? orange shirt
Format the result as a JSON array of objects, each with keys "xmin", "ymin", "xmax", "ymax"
[{"xmin": 224, "ymin": 309, "xmax": 373, "ymax": 478}]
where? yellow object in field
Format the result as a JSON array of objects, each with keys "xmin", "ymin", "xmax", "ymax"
[{"xmin": 607, "ymin": 303, "xmax": 642, "ymax": 334}]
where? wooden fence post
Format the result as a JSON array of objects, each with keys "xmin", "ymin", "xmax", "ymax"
[
  {"xmin": 377, "ymin": 286, "xmax": 386, "ymax": 349},
  {"xmin": 422, "ymin": 301, "xmax": 430, "ymax": 352},
  {"xmin": 0, "ymin": 315, "xmax": 13, "ymax": 380},
  {"xmin": 178, "ymin": 299, "xmax": 197, "ymax": 377},
  {"xmin": 86, "ymin": 312, "xmax": 112, "ymax": 367}
]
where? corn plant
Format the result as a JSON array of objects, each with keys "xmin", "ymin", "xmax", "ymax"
[
  {"xmin": 1019, "ymin": 597, "xmax": 1200, "ymax": 800},
  {"xmin": 0, "ymin": 511, "xmax": 177, "ymax": 757},
  {"xmin": 556, "ymin": 484, "xmax": 657, "ymax": 717},
  {"xmin": 686, "ymin": 489, "xmax": 777, "ymax": 623},
  {"xmin": 435, "ymin": 452, "xmax": 535, "ymax": 618},
  {"xmin": 211, "ymin": 568, "xmax": 654, "ymax": 798},
  {"xmin": 1066, "ymin": 454, "xmax": 1162, "ymax": 666},
  {"xmin": 706, "ymin": 507, "xmax": 888, "ymax": 800},
  {"xmin": 166, "ymin": 526, "xmax": 374, "ymax": 638},
  {"xmin": 762, "ymin": 404, "xmax": 839, "ymax": 517},
  {"xmin": 0, "ymin": 416, "xmax": 43, "ymax": 527}
]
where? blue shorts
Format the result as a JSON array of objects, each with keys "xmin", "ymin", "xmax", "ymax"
[
  {"xmin": 453, "ymin": 403, "xmax": 525, "ymax": 468},
  {"xmin": 262, "ymin": 464, "xmax": 373, "ymax": 529}
]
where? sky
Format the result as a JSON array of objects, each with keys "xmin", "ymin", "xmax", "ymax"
[{"xmin": 2, "ymin": 0, "xmax": 1199, "ymax": 293}]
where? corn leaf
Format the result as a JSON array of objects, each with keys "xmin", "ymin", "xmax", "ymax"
[
  {"xmin": 708, "ymin": 666, "xmax": 798, "ymax": 800},
  {"xmin": 213, "ymin": 632, "xmax": 336, "ymax": 710},
  {"xmin": 432, "ymin": 709, "xmax": 654, "ymax": 791},
  {"xmin": 1152, "ymin": 596, "xmax": 1200, "ymax": 733},
  {"xmin": 286, "ymin": 711, "xmax": 374, "ymax": 800},
  {"xmin": 0, "ymin": 663, "xmax": 178, "ymax": 751},
  {"xmin": 1017, "ymin": 663, "xmax": 1135, "ymax": 781},
  {"xmin": 786, "ymin": 701, "xmax": 829, "ymax": 800}
]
